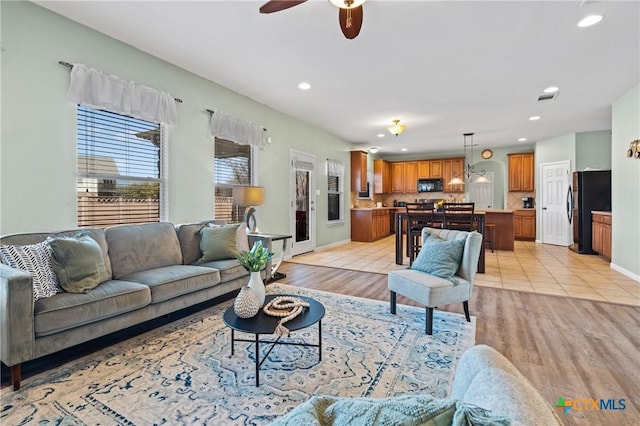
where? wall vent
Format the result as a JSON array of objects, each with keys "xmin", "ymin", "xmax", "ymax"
[{"xmin": 538, "ymin": 92, "xmax": 559, "ymax": 101}]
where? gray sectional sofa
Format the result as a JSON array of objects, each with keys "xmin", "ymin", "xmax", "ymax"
[{"xmin": 0, "ymin": 221, "xmax": 265, "ymax": 390}]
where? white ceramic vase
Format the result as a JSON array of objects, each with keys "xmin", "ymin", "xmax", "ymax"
[{"xmin": 247, "ymin": 271, "xmax": 265, "ymax": 306}]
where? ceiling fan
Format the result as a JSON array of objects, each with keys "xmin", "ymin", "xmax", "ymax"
[{"xmin": 259, "ymin": 0, "xmax": 365, "ymax": 39}]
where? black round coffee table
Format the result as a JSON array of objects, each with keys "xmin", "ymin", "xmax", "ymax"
[{"xmin": 222, "ymin": 294, "xmax": 325, "ymax": 386}]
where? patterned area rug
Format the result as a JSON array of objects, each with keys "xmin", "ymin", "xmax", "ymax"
[{"xmin": 1, "ymin": 284, "xmax": 475, "ymax": 425}]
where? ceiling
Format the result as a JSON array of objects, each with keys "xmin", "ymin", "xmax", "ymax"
[{"xmin": 35, "ymin": 0, "xmax": 639, "ymax": 156}]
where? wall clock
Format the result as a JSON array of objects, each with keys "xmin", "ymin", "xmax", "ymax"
[{"xmin": 481, "ymin": 149, "xmax": 493, "ymax": 160}]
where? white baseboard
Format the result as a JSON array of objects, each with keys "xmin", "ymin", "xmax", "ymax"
[
  {"xmin": 610, "ymin": 263, "xmax": 640, "ymax": 282},
  {"xmin": 314, "ymin": 238, "xmax": 351, "ymax": 251}
]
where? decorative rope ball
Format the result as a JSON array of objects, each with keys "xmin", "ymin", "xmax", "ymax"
[{"xmin": 234, "ymin": 286, "xmax": 261, "ymax": 318}]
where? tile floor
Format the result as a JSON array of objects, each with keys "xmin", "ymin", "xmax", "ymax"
[{"xmin": 286, "ymin": 236, "xmax": 639, "ymax": 306}]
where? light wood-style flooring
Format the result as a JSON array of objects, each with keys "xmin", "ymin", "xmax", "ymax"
[
  {"xmin": 277, "ymin": 262, "xmax": 640, "ymax": 426},
  {"xmin": 287, "ymin": 236, "xmax": 639, "ymax": 306}
]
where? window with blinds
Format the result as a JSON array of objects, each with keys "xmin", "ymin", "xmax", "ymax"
[
  {"xmin": 76, "ymin": 105, "xmax": 163, "ymax": 228},
  {"xmin": 214, "ymin": 138, "xmax": 252, "ymax": 223},
  {"xmin": 328, "ymin": 173, "xmax": 343, "ymax": 222}
]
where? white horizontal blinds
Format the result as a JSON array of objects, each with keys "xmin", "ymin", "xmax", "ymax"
[
  {"xmin": 77, "ymin": 105, "xmax": 162, "ymax": 227},
  {"xmin": 214, "ymin": 138, "xmax": 251, "ymax": 223}
]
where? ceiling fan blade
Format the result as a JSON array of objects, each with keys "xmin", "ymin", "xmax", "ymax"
[
  {"xmin": 259, "ymin": 0, "xmax": 307, "ymax": 14},
  {"xmin": 338, "ymin": 5, "xmax": 363, "ymax": 39}
]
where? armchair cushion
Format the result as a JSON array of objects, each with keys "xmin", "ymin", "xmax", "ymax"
[{"xmin": 411, "ymin": 233, "xmax": 465, "ymax": 279}]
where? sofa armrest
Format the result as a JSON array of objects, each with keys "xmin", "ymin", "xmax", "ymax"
[{"xmin": 0, "ymin": 263, "xmax": 35, "ymax": 366}]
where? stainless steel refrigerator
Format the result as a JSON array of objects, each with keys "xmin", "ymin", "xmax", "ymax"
[{"xmin": 569, "ymin": 170, "xmax": 611, "ymax": 254}]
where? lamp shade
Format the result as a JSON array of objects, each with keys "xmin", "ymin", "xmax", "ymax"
[
  {"xmin": 387, "ymin": 119, "xmax": 406, "ymax": 136},
  {"xmin": 233, "ymin": 186, "xmax": 265, "ymax": 207}
]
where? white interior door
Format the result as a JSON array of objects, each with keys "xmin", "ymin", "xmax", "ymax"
[
  {"xmin": 290, "ymin": 150, "xmax": 316, "ymax": 256},
  {"xmin": 541, "ymin": 161, "xmax": 572, "ymax": 246},
  {"xmin": 469, "ymin": 172, "xmax": 494, "ymax": 208}
]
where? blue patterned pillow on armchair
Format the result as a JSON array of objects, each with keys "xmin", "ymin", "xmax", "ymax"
[{"xmin": 411, "ymin": 234, "xmax": 465, "ymax": 279}]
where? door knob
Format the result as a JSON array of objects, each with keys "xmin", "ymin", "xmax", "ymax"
[{"xmin": 542, "ymin": 207, "xmax": 547, "ymax": 210}]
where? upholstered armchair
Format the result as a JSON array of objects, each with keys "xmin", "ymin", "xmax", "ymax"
[{"xmin": 388, "ymin": 227, "xmax": 483, "ymax": 335}]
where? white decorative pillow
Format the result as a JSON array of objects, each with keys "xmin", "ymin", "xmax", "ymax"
[{"xmin": 0, "ymin": 241, "xmax": 62, "ymax": 301}]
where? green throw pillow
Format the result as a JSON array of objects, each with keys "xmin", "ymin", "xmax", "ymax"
[
  {"xmin": 48, "ymin": 234, "xmax": 109, "ymax": 293},
  {"xmin": 411, "ymin": 233, "xmax": 465, "ymax": 279},
  {"xmin": 199, "ymin": 225, "xmax": 240, "ymax": 262}
]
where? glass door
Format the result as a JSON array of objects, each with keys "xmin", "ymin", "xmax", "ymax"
[{"xmin": 290, "ymin": 150, "xmax": 315, "ymax": 255}]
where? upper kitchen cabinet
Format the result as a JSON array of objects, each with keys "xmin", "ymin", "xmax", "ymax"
[
  {"xmin": 351, "ymin": 150, "xmax": 368, "ymax": 192},
  {"xmin": 508, "ymin": 152, "xmax": 535, "ymax": 192},
  {"xmin": 442, "ymin": 157, "xmax": 465, "ymax": 193},
  {"xmin": 374, "ymin": 159, "xmax": 391, "ymax": 194},
  {"xmin": 391, "ymin": 161, "xmax": 418, "ymax": 193},
  {"xmin": 418, "ymin": 160, "xmax": 442, "ymax": 178}
]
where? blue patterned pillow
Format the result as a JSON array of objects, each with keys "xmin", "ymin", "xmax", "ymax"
[{"xmin": 411, "ymin": 233, "xmax": 465, "ymax": 279}]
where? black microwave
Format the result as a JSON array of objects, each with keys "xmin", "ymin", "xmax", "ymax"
[{"xmin": 417, "ymin": 178, "xmax": 443, "ymax": 193}]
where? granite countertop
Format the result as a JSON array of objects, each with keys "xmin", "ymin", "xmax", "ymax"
[
  {"xmin": 351, "ymin": 207, "xmax": 398, "ymax": 211},
  {"xmin": 476, "ymin": 209, "xmax": 514, "ymax": 214},
  {"xmin": 591, "ymin": 211, "xmax": 612, "ymax": 215}
]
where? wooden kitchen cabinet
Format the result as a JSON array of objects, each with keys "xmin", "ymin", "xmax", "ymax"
[
  {"xmin": 391, "ymin": 161, "xmax": 418, "ymax": 193},
  {"xmin": 508, "ymin": 153, "xmax": 534, "ymax": 192},
  {"xmin": 404, "ymin": 161, "xmax": 418, "ymax": 192},
  {"xmin": 442, "ymin": 157, "xmax": 465, "ymax": 193},
  {"xmin": 592, "ymin": 212, "xmax": 612, "ymax": 260},
  {"xmin": 351, "ymin": 208, "xmax": 394, "ymax": 242},
  {"xmin": 351, "ymin": 150, "xmax": 368, "ymax": 192},
  {"xmin": 514, "ymin": 209, "xmax": 536, "ymax": 240},
  {"xmin": 429, "ymin": 160, "xmax": 443, "ymax": 178},
  {"xmin": 418, "ymin": 161, "xmax": 430, "ymax": 178},
  {"xmin": 373, "ymin": 159, "xmax": 391, "ymax": 194}
]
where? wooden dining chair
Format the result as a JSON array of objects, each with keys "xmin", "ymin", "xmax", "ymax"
[
  {"xmin": 442, "ymin": 202, "xmax": 475, "ymax": 231},
  {"xmin": 405, "ymin": 202, "xmax": 435, "ymax": 265}
]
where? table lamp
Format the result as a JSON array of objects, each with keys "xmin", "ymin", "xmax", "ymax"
[{"xmin": 233, "ymin": 186, "xmax": 265, "ymax": 233}]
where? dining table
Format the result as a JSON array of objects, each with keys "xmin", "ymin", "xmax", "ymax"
[{"xmin": 394, "ymin": 210, "xmax": 485, "ymax": 273}]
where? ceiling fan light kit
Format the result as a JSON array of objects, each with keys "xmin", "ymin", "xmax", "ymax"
[
  {"xmin": 387, "ymin": 119, "xmax": 406, "ymax": 137},
  {"xmin": 260, "ymin": 0, "xmax": 365, "ymax": 39}
]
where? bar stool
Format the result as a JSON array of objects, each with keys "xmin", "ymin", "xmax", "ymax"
[{"xmin": 484, "ymin": 223, "xmax": 495, "ymax": 253}]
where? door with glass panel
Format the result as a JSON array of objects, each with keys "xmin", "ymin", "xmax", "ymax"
[{"xmin": 290, "ymin": 150, "xmax": 316, "ymax": 256}]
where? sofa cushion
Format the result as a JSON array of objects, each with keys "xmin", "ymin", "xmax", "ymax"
[
  {"xmin": 411, "ymin": 233, "xmax": 465, "ymax": 279},
  {"xmin": 48, "ymin": 235, "xmax": 110, "ymax": 293},
  {"xmin": 34, "ymin": 280, "xmax": 151, "ymax": 336},
  {"xmin": 197, "ymin": 258, "xmax": 249, "ymax": 283},
  {"xmin": 119, "ymin": 265, "xmax": 220, "ymax": 304},
  {"xmin": 176, "ymin": 223, "xmax": 206, "ymax": 265},
  {"xmin": 106, "ymin": 222, "xmax": 183, "ymax": 279},
  {"xmin": 0, "ymin": 241, "xmax": 61, "ymax": 301}
]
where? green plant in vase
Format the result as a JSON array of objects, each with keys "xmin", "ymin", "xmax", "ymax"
[
  {"xmin": 235, "ymin": 241, "xmax": 273, "ymax": 310},
  {"xmin": 237, "ymin": 240, "xmax": 273, "ymax": 272}
]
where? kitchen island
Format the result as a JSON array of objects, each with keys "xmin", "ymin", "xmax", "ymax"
[{"xmin": 477, "ymin": 209, "xmax": 515, "ymax": 251}]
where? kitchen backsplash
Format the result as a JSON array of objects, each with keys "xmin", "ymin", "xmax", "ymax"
[
  {"xmin": 351, "ymin": 192, "xmax": 465, "ymax": 208},
  {"xmin": 507, "ymin": 191, "xmax": 535, "ymax": 209}
]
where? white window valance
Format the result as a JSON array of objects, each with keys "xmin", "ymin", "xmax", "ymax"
[
  {"xmin": 327, "ymin": 159, "xmax": 345, "ymax": 176},
  {"xmin": 210, "ymin": 110, "xmax": 266, "ymax": 148},
  {"xmin": 67, "ymin": 63, "xmax": 177, "ymax": 125}
]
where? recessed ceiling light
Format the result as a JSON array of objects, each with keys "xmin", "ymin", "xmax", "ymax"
[
  {"xmin": 377, "ymin": 134, "xmax": 385, "ymax": 138},
  {"xmin": 529, "ymin": 116, "xmax": 541, "ymax": 121},
  {"xmin": 518, "ymin": 138, "xmax": 527, "ymax": 142},
  {"xmin": 401, "ymin": 148, "xmax": 408, "ymax": 152},
  {"xmin": 578, "ymin": 14, "xmax": 604, "ymax": 28},
  {"xmin": 298, "ymin": 82, "xmax": 311, "ymax": 90},
  {"xmin": 543, "ymin": 86, "xmax": 559, "ymax": 93}
]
